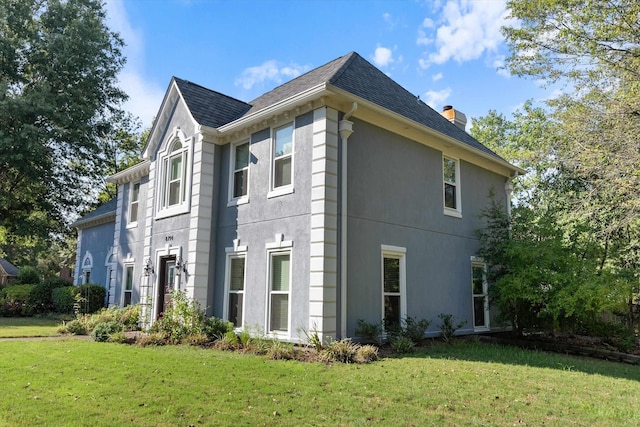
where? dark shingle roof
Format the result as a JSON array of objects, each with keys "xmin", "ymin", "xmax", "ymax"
[
  {"xmin": 72, "ymin": 198, "xmax": 117, "ymax": 228},
  {"xmin": 0, "ymin": 258, "xmax": 19, "ymax": 276},
  {"xmin": 175, "ymin": 52, "xmax": 503, "ymax": 161},
  {"xmin": 173, "ymin": 78, "xmax": 251, "ymax": 128}
]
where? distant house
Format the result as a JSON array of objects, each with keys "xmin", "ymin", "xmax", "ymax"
[
  {"xmin": 73, "ymin": 52, "xmax": 521, "ymax": 342},
  {"xmin": 0, "ymin": 258, "xmax": 19, "ymax": 286}
]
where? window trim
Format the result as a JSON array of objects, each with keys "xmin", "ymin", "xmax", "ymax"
[
  {"xmin": 471, "ymin": 257, "xmax": 490, "ymax": 331},
  {"xmin": 381, "ymin": 245, "xmax": 407, "ymax": 330},
  {"xmin": 156, "ymin": 130, "xmax": 192, "ymax": 219},
  {"xmin": 81, "ymin": 251, "xmax": 93, "ymax": 285},
  {"xmin": 265, "ymin": 237, "xmax": 293, "ymax": 337},
  {"xmin": 443, "ymin": 155, "xmax": 462, "ymax": 218},
  {"xmin": 227, "ymin": 140, "xmax": 250, "ymax": 207},
  {"xmin": 122, "ymin": 264, "xmax": 134, "ymax": 307},
  {"xmin": 268, "ymin": 123, "xmax": 295, "ymax": 199},
  {"xmin": 224, "ymin": 245, "xmax": 248, "ymax": 329},
  {"xmin": 127, "ymin": 181, "xmax": 140, "ymax": 228}
]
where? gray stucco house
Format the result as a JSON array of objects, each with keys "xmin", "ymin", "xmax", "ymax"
[{"xmin": 73, "ymin": 52, "xmax": 520, "ymax": 342}]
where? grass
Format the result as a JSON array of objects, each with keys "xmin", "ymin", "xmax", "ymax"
[
  {"xmin": 1, "ymin": 339, "xmax": 639, "ymax": 426},
  {"xmin": 0, "ymin": 316, "xmax": 68, "ymax": 338}
]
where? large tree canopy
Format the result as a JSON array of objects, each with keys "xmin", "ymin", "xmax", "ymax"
[{"xmin": 0, "ymin": 0, "xmax": 127, "ymax": 247}]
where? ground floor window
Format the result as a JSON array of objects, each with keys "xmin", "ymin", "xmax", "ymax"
[
  {"xmin": 226, "ymin": 256, "xmax": 246, "ymax": 328},
  {"xmin": 472, "ymin": 261, "xmax": 489, "ymax": 330},
  {"xmin": 269, "ymin": 251, "xmax": 290, "ymax": 333},
  {"xmin": 381, "ymin": 245, "xmax": 406, "ymax": 329},
  {"xmin": 123, "ymin": 265, "xmax": 134, "ymax": 306}
]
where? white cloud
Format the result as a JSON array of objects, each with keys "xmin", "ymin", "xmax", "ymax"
[
  {"xmin": 418, "ymin": 0, "xmax": 515, "ymax": 69},
  {"xmin": 432, "ymin": 72, "xmax": 443, "ymax": 82},
  {"xmin": 422, "ymin": 17, "xmax": 435, "ymax": 28},
  {"xmin": 234, "ymin": 60, "xmax": 309, "ymax": 90},
  {"xmin": 372, "ymin": 46, "xmax": 394, "ymax": 67},
  {"xmin": 424, "ymin": 88, "xmax": 452, "ymax": 110},
  {"xmin": 104, "ymin": 0, "xmax": 164, "ymax": 129},
  {"xmin": 493, "ymin": 55, "xmax": 511, "ymax": 77}
]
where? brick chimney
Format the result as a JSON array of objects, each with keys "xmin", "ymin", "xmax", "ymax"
[{"xmin": 441, "ymin": 105, "xmax": 467, "ymax": 131}]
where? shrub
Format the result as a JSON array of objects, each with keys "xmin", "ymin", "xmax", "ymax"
[
  {"xmin": 3, "ymin": 284, "xmax": 36, "ymax": 303},
  {"xmin": 438, "ymin": 313, "xmax": 467, "ymax": 343},
  {"xmin": 182, "ymin": 333, "xmax": 210, "ymax": 346},
  {"xmin": 29, "ymin": 279, "xmax": 71, "ymax": 313},
  {"xmin": 238, "ymin": 328, "xmax": 252, "ymax": 348},
  {"xmin": 390, "ymin": 335, "xmax": 415, "ymax": 354},
  {"xmin": 151, "ymin": 291, "xmax": 207, "ymax": 343},
  {"xmin": 402, "ymin": 316, "xmax": 431, "ymax": 343},
  {"xmin": 299, "ymin": 324, "xmax": 323, "ymax": 351},
  {"xmin": 355, "ymin": 319, "xmax": 382, "ymax": 344},
  {"xmin": 354, "ymin": 344, "xmax": 379, "ymax": 363},
  {"xmin": 75, "ymin": 284, "xmax": 106, "ymax": 314},
  {"xmin": 137, "ymin": 333, "xmax": 166, "ymax": 347},
  {"xmin": 52, "ymin": 286, "xmax": 77, "ymax": 313},
  {"xmin": 320, "ymin": 339, "xmax": 359, "ymax": 363},
  {"xmin": 16, "ymin": 266, "xmax": 41, "ymax": 285},
  {"xmin": 91, "ymin": 320, "xmax": 123, "ymax": 342},
  {"xmin": 266, "ymin": 339, "xmax": 296, "ymax": 360},
  {"xmin": 203, "ymin": 316, "xmax": 233, "ymax": 341},
  {"xmin": 115, "ymin": 305, "xmax": 140, "ymax": 330},
  {"xmin": 107, "ymin": 331, "xmax": 130, "ymax": 344},
  {"xmin": 63, "ymin": 319, "xmax": 88, "ymax": 335},
  {"xmin": 214, "ymin": 331, "xmax": 239, "ymax": 351}
]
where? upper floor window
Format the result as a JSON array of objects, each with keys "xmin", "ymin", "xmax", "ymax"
[
  {"xmin": 129, "ymin": 182, "xmax": 140, "ymax": 225},
  {"xmin": 270, "ymin": 124, "xmax": 294, "ymax": 196},
  {"xmin": 443, "ymin": 156, "xmax": 461, "ymax": 217},
  {"xmin": 157, "ymin": 135, "xmax": 190, "ymax": 218},
  {"xmin": 229, "ymin": 141, "xmax": 250, "ymax": 205}
]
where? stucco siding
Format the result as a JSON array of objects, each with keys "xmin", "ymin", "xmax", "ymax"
[{"xmin": 345, "ymin": 119, "xmax": 507, "ymax": 336}]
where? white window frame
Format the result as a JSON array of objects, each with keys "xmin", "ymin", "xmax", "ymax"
[
  {"xmin": 127, "ymin": 181, "xmax": 140, "ymax": 227},
  {"xmin": 265, "ymin": 235, "xmax": 294, "ymax": 337},
  {"xmin": 123, "ymin": 264, "xmax": 134, "ymax": 307},
  {"xmin": 381, "ymin": 245, "xmax": 407, "ymax": 329},
  {"xmin": 443, "ymin": 155, "xmax": 462, "ymax": 218},
  {"xmin": 471, "ymin": 258, "xmax": 490, "ymax": 331},
  {"xmin": 228, "ymin": 140, "xmax": 250, "ymax": 207},
  {"xmin": 81, "ymin": 251, "xmax": 93, "ymax": 285},
  {"xmin": 224, "ymin": 243, "xmax": 248, "ymax": 329},
  {"xmin": 268, "ymin": 123, "xmax": 295, "ymax": 198},
  {"xmin": 156, "ymin": 130, "xmax": 192, "ymax": 219}
]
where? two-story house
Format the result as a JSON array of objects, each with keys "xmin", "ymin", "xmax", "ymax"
[{"xmin": 73, "ymin": 52, "xmax": 520, "ymax": 342}]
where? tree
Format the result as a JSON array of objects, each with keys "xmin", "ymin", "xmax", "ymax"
[{"xmin": 0, "ymin": 0, "xmax": 127, "ymax": 248}]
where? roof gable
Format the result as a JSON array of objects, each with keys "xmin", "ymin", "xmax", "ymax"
[{"xmin": 0, "ymin": 258, "xmax": 19, "ymax": 276}]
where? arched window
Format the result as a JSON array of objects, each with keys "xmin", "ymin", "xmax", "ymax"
[{"xmin": 157, "ymin": 131, "xmax": 190, "ymax": 217}]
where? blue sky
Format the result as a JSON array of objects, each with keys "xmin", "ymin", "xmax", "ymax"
[{"xmin": 105, "ymin": 0, "xmax": 551, "ymax": 131}]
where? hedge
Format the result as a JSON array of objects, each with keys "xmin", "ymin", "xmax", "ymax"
[{"xmin": 52, "ymin": 284, "xmax": 106, "ymax": 314}]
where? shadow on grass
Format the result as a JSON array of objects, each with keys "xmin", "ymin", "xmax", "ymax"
[{"xmin": 391, "ymin": 338, "xmax": 640, "ymax": 382}]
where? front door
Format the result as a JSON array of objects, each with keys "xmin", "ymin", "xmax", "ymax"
[{"xmin": 157, "ymin": 256, "xmax": 176, "ymax": 319}]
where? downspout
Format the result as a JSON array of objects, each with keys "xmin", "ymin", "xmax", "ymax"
[{"xmin": 339, "ymin": 102, "xmax": 357, "ymax": 339}]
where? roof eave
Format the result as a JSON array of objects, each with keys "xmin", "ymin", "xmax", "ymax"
[
  {"xmin": 71, "ymin": 212, "xmax": 116, "ymax": 229},
  {"xmin": 326, "ymin": 84, "xmax": 525, "ymax": 177},
  {"xmin": 106, "ymin": 160, "xmax": 151, "ymax": 184},
  {"xmin": 216, "ymin": 83, "xmax": 332, "ymax": 136}
]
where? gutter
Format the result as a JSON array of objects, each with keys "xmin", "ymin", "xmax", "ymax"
[{"xmin": 339, "ymin": 102, "xmax": 357, "ymax": 339}]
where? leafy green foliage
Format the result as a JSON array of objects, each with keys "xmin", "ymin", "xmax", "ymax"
[
  {"xmin": 16, "ymin": 267, "xmax": 41, "ymax": 285},
  {"xmin": 0, "ymin": 0, "xmax": 129, "ymax": 248},
  {"xmin": 91, "ymin": 320, "xmax": 122, "ymax": 342},
  {"xmin": 355, "ymin": 319, "xmax": 382, "ymax": 344},
  {"xmin": 75, "ymin": 284, "xmax": 106, "ymax": 314},
  {"xmin": 63, "ymin": 319, "xmax": 87, "ymax": 335},
  {"xmin": 202, "ymin": 316, "xmax": 233, "ymax": 342},
  {"xmin": 437, "ymin": 313, "xmax": 467, "ymax": 343},
  {"xmin": 390, "ymin": 335, "xmax": 415, "ymax": 354},
  {"xmin": 51, "ymin": 286, "xmax": 77, "ymax": 313}
]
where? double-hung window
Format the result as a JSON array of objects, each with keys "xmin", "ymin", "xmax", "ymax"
[
  {"xmin": 158, "ymin": 138, "xmax": 190, "ymax": 217},
  {"xmin": 443, "ymin": 156, "xmax": 461, "ymax": 217},
  {"xmin": 129, "ymin": 182, "xmax": 140, "ymax": 225},
  {"xmin": 381, "ymin": 245, "xmax": 406, "ymax": 330},
  {"xmin": 471, "ymin": 261, "xmax": 489, "ymax": 330},
  {"xmin": 269, "ymin": 252, "xmax": 291, "ymax": 333},
  {"xmin": 226, "ymin": 256, "xmax": 246, "ymax": 328},
  {"xmin": 123, "ymin": 265, "xmax": 134, "ymax": 307},
  {"xmin": 269, "ymin": 124, "xmax": 294, "ymax": 197},
  {"xmin": 229, "ymin": 141, "xmax": 250, "ymax": 205}
]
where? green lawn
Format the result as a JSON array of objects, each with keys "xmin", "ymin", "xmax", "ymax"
[
  {"xmin": 0, "ymin": 316, "xmax": 67, "ymax": 338},
  {"xmin": 0, "ymin": 339, "xmax": 638, "ymax": 426}
]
